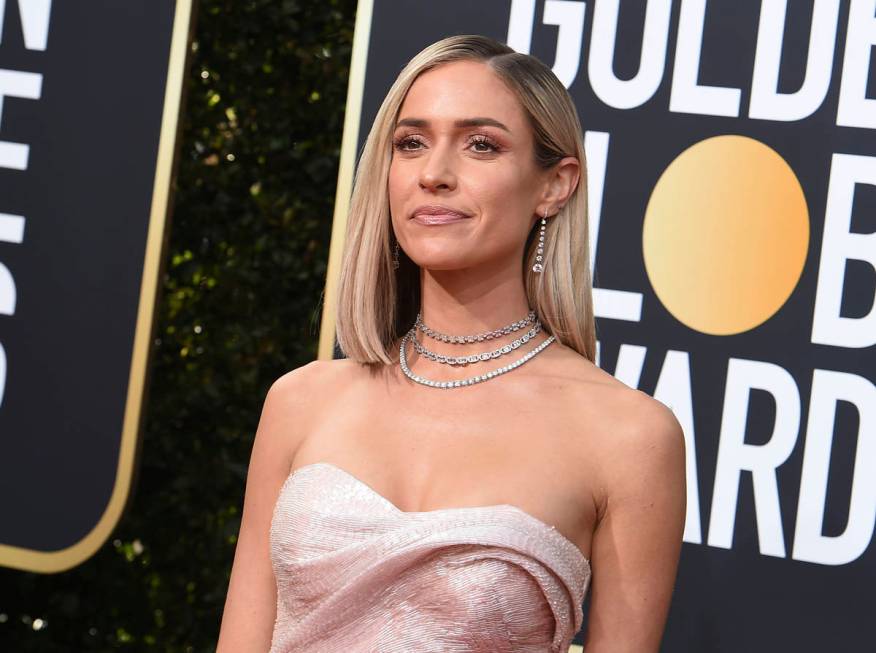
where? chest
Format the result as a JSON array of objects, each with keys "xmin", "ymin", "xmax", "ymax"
[{"xmin": 292, "ymin": 381, "xmax": 602, "ymax": 559}]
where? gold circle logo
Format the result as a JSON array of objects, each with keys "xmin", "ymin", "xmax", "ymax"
[{"xmin": 643, "ymin": 135, "xmax": 809, "ymax": 335}]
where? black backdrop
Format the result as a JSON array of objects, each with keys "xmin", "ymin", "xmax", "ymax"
[
  {"xmin": 0, "ymin": 0, "xmax": 183, "ymax": 570},
  {"xmin": 343, "ymin": 1, "xmax": 876, "ymax": 650}
]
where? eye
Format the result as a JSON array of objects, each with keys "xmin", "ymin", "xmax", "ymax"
[
  {"xmin": 393, "ymin": 134, "xmax": 424, "ymax": 152},
  {"xmin": 469, "ymin": 135, "xmax": 500, "ymax": 153},
  {"xmin": 391, "ymin": 133, "xmax": 502, "ymax": 154}
]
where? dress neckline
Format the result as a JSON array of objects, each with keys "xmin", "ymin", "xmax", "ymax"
[{"xmin": 282, "ymin": 461, "xmax": 591, "ymax": 571}]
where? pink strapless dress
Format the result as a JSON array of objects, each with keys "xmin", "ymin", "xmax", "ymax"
[{"xmin": 268, "ymin": 462, "xmax": 592, "ymax": 653}]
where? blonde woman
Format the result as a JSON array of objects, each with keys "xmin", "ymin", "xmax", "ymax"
[{"xmin": 217, "ymin": 34, "xmax": 686, "ymax": 653}]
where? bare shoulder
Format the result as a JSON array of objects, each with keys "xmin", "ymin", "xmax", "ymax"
[
  {"xmin": 585, "ymin": 374, "xmax": 686, "ymax": 509},
  {"xmin": 542, "ymin": 343, "xmax": 685, "ymax": 488},
  {"xmin": 255, "ymin": 358, "xmax": 363, "ymax": 456},
  {"xmin": 270, "ymin": 357, "xmax": 361, "ymax": 402},
  {"xmin": 607, "ymin": 387, "xmax": 685, "ymax": 466}
]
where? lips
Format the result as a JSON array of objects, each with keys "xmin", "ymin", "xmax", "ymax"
[
  {"xmin": 412, "ymin": 213, "xmax": 469, "ymax": 225},
  {"xmin": 410, "ymin": 205, "xmax": 472, "ymax": 225}
]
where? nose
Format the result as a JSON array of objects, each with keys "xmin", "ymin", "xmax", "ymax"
[{"xmin": 418, "ymin": 142, "xmax": 457, "ymax": 192}]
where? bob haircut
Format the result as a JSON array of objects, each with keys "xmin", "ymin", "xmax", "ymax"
[{"xmin": 334, "ymin": 34, "xmax": 596, "ymax": 365}]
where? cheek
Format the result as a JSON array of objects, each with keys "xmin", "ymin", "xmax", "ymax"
[
  {"xmin": 387, "ymin": 163, "xmax": 401, "ymax": 196},
  {"xmin": 480, "ymin": 168, "xmax": 540, "ymax": 251},
  {"xmin": 466, "ymin": 163, "xmax": 537, "ymax": 227},
  {"xmin": 387, "ymin": 163, "xmax": 409, "ymax": 214}
]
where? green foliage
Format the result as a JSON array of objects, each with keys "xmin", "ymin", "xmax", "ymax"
[{"xmin": 0, "ymin": 0, "xmax": 355, "ymax": 649}]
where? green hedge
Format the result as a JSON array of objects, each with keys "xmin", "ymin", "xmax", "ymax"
[{"xmin": 0, "ymin": 0, "xmax": 356, "ymax": 649}]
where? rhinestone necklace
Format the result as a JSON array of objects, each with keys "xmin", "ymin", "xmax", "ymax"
[
  {"xmin": 411, "ymin": 323, "xmax": 543, "ymax": 366},
  {"xmin": 415, "ymin": 310, "xmax": 536, "ymax": 344},
  {"xmin": 399, "ymin": 328, "xmax": 555, "ymax": 389}
]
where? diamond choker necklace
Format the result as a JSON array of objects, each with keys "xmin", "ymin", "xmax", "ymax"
[{"xmin": 399, "ymin": 310, "xmax": 555, "ymax": 389}]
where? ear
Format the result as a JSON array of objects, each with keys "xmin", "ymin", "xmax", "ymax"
[{"xmin": 538, "ymin": 156, "xmax": 580, "ymax": 216}]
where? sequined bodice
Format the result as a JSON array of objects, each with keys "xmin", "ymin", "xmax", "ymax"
[{"xmin": 269, "ymin": 462, "xmax": 592, "ymax": 653}]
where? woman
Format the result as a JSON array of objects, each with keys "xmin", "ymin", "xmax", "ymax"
[{"xmin": 217, "ymin": 35, "xmax": 686, "ymax": 653}]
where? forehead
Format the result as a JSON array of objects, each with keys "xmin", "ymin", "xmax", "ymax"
[{"xmin": 398, "ymin": 60, "xmax": 528, "ymax": 131}]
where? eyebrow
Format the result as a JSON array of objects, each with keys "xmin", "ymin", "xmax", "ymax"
[{"xmin": 394, "ymin": 117, "xmax": 512, "ymax": 133}]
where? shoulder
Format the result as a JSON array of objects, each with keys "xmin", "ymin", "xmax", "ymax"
[
  {"xmin": 265, "ymin": 356, "xmax": 381, "ymax": 423},
  {"xmin": 544, "ymin": 341, "xmax": 683, "ymax": 443},
  {"xmin": 593, "ymin": 385, "xmax": 686, "ymax": 518},
  {"xmin": 256, "ymin": 358, "xmax": 364, "ymax": 445},
  {"xmin": 585, "ymin": 371, "xmax": 684, "ymax": 476},
  {"xmin": 609, "ymin": 389, "xmax": 685, "ymax": 465},
  {"xmin": 269, "ymin": 357, "xmax": 363, "ymax": 401},
  {"xmin": 540, "ymin": 343, "xmax": 685, "ymax": 494}
]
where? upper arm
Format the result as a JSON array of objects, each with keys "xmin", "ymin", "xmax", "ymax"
[
  {"xmin": 583, "ymin": 394, "xmax": 687, "ymax": 653},
  {"xmin": 216, "ymin": 361, "xmax": 324, "ymax": 652}
]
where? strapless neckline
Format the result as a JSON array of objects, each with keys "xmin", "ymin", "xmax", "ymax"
[{"xmin": 282, "ymin": 461, "xmax": 591, "ymax": 573}]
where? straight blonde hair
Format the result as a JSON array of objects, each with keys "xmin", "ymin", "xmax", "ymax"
[{"xmin": 335, "ymin": 34, "xmax": 596, "ymax": 365}]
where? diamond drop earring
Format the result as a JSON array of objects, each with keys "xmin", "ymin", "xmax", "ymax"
[
  {"xmin": 532, "ymin": 207, "xmax": 548, "ymax": 274},
  {"xmin": 392, "ymin": 239, "xmax": 400, "ymax": 270}
]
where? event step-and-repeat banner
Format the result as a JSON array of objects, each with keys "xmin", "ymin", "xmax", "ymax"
[
  {"xmin": 318, "ymin": 1, "xmax": 875, "ymax": 651},
  {"xmin": 0, "ymin": 2, "xmax": 193, "ymax": 573}
]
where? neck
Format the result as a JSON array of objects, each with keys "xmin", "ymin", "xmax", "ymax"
[{"xmin": 417, "ymin": 258, "xmax": 532, "ymax": 337}]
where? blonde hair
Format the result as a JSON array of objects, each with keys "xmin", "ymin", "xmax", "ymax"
[{"xmin": 334, "ymin": 34, "xmax": 596, "ymax": 365}]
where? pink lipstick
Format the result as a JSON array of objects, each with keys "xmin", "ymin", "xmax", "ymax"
[
  {"xmin": 410, "ymin": 204, "xmax": 472, "ymax": 225},
  {"xmin": 411, "ymin": 213, "xmax": 470, "ymax": 225}
]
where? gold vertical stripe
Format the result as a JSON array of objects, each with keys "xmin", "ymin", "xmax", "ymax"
[
  {"xmin": 317, "ymin": 0, "xmax": 375, "ymax": 360},
  {"xmin": 0, "ymin": 0, "xmax": 195, "ymax": 573}
]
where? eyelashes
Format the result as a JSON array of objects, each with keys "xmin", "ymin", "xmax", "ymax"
[{"xmin": 392, "ymin": 134, "xmax": 501, "ymax": 154}]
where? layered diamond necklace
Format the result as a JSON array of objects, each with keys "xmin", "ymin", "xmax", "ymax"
[{"xmin": 399, "ymin": 309, "xmax": 556, "ymax": 388}]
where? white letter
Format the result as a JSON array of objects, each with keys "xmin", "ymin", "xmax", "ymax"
[
  {"xmin": 670, "ymin": 0, "xmax": 741, "ymax": 117},
  {"xmin": 507, "ymin": 0, "xmax": 587, "ymax": 89},
  {"xmin": 811, "ymin": 153, "xmax": 876, "ymax": 348},
  {"xmin": 749, "ymin": 0, "xmax": 840, "ymax": 121},
  {"xmin": 584, "ymin": 130, "xmax": 608, "ymax": 276},
  {"xmin": 543, "ymin": 1, "xmax": 587, "ymax": 88},
  {"xmin": 794, "ymin": 369, "xmax": 876, "ymax": 565},
  {"xmin": 611, "ymin": 343, "xmax": 647, "ymax": 389},
  {"xmin": 708, "ymin": 358, "xmax": 800, "ymax": 557},
  {"xmin": 0, "ymin": 0, "xmax": 52, "ymax": 51},
  {"xmin": 0, "ymin": 69, "xmax": 43, "ymax": 170},
  {"xmin": 0, "ymin": 212, "xmax": 24, "ymax": 315},
  {"xmin": 585, "ymin": 130, "xmax": 643, "ymax": 322},
  {"xmin": 507, "ymin": 0, "xmax": 537, "ymax": 54},
  {"xmin": 654, "ymin": 350, "xmax": 702, "ymax": 544},
  {"xmin": 588, "ymin": 0, "xmax": 672, "ymax": 109},
  {"xmin": 837, "ymin": 0, "xmax": 876, "ymax": 128},
  {"xmin": 0, "ymin": 341, "xmax": 6, "ymax": 410}
]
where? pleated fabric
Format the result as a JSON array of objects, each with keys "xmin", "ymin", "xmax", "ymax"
[{"xmin": 269, "ymin": 462, "xmax": 592, "ymax": 653}]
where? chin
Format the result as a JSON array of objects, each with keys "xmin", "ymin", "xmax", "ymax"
[
  {"xmin": 405, "ymin": 245, "xmax": 468, "ymax": 267},
  {"xmin": 412, "ymin": 260, "xmax": 464, "ymax": 271},
  {"xmin": 409, "ymin": 255, "xmax": 474, "ymax": 271}
]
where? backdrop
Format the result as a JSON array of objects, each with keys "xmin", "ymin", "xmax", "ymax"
[
  {"xmin": 318, "ymin": 1, "xmax": 876, "ymax": 651},
  {"xmin": 0, "ymin": 0, "xmax": 192, "ymax": 573}
]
